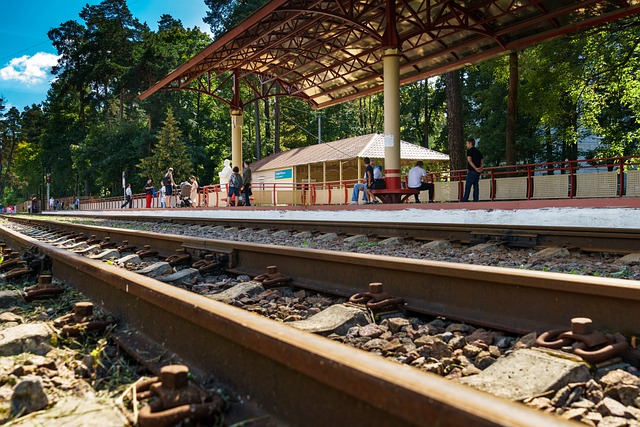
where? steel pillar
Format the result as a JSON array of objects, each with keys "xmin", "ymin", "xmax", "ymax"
[
  {"xmin": 383, "ymin": 48, "xmax": 401, "ymax": 190},
  {"xmin": 231, "ymin": 110, "xmax": 243, "ymax": 170}
]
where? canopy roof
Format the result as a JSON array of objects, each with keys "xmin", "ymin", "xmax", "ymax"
[
  {"xmin": 250, "ymin": 133, "xmax": 449, "ymax": 171},
  {"xmin": 139, "ymin": 0, "xmax": 640, "ymax": 110}
]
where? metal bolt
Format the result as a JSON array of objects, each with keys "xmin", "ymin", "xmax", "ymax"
[
  {"xmin": 571, "ymin": 317, "xmax": 593, "ymax": 335},
  {"xmin": 38, "ymin": 275, "xmax": 52, "ymax": 285},
  {"xmin": 74, "ymin": 302, "xmax": 94, "ymax": 317},
  {"xmin": 368, "ymin": 283, "xmax": 384, "ymax": 294},
  {"xmin": 160, "ymin": 365, "xmax": 189, "ymax": 389},
  {"xmin": 267, "ymin": 266, "xmax": 278, "ymax": 274}
]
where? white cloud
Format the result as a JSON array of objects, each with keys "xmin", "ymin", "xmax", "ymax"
[{"xmin": 0, "ymin": 52, "xmax": 60, "ymax": 85}]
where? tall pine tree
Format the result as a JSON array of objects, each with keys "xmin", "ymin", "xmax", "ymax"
[{"xmin": 138, "ymin": 109, "xmax": 193, "ymax": 186}]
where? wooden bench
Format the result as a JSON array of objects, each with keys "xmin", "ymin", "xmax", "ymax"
[{"xmin": 370, "ymin": 188, "xmax": 420, "ymax": 204}]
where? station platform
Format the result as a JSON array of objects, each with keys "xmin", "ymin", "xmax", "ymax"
[{"xmin": 48, "ymin": 197, "xmax": 639, "ymax": 230}]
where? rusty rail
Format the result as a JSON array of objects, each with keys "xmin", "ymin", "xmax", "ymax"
[
  {"xmin": 31, "ymin": 212, "xmax": 640, "ymax": 253},
  {"xmin": 5, "ymin": 216, "xmax": 640, "ymax": 335},
  {"xmin": 0, "ymin": 219, "xmax": 580, "ymax": 427}
]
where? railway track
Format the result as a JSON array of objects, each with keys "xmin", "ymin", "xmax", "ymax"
[
  {"xmin": 36, "ymin": 212, "xmax": 640, "ymax": 253},
  {"xmin": 1, "ymin": 216, "xmax": 639, "ymax": 426}
]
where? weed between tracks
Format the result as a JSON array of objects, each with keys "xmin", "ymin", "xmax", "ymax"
[{"xmin": 0, "ymin": 273, "xmax": 150, "ymax": 425}]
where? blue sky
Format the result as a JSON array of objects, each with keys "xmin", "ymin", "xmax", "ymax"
[{"xmin": 0, "ymin": 0, "xmax": 212, "ymax": 111}]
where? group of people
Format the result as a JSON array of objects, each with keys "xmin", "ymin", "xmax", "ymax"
[
  {"xmin": 351, "ymin": 138, "xmax": 484, "ymax": 205},
  {"xmin": 219, "ymin": 160, "xmax": 252, "ymax": 206},
  {"xmin": 122, "ymin": 167, "xmax": 200, "ymax": 209},
  {"xmin": 122, "ymin": 160, "xmax": 254, "ymax": 209},
  {"xmin": 48, "ymin": 197, "xmax": 65, "ymax": 210},
  {"xmin": 119, "ymin": 139, "xmax": 483, "ymax": 209},
  {"xmin": 350, "ymin": 157, "xmax": 386, "ymax": 204}
]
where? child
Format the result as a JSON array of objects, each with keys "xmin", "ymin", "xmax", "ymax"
[{"xmin": 159, "ymin": 185, "xmax": 167, "ymax": 208}]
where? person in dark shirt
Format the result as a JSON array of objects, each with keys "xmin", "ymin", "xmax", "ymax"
[
  {"xmin": 144, "ymin": 178, "xmax": 154, "ymax": 208},
  {"xmin": 241, "ymin": 161, "xmax": 253, "ymax": 206},
  {"xmin": 462, "ymin": 138, "xmax": 484, "ymax": 202},
  {"xmin": 363, "ymin": 157, "xmax": 375, "ymax": 204}
]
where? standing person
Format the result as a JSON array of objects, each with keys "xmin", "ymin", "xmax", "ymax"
[
  {"xmin": 228, "ymin": 166, "xmax": 243, "ymax": 206},
  {"xmin": 31, "ymin": 195, "xmax": 39, "ymax": 213},
  {"xmin": 121, "ymin": 183, "xmax": 133, "ymax": 208},
  {"xmin": 159, "ymin": 185, "xmax": 167, "ymax": 208},
  {"xmin": 241, "ymin": 161, "xmax": 252, "ymax": 206},
  {"xmin": 144, "ymin": 178, "xmax": 154, "ymax": 208},
  {"xmin": 218, "ymin": 159, "xmax": 232, "ymax": 195},
  {"xmin": 462, "ymin": 138, "xmax": 484, "ymax": 202},
  {"xmin": 49, "ymin": 197, "xmax": 54, "ymax": 211},
  {"xmin": 74, "ymin": 197, "xmax": 79, "ymax": 210},
  {"xmin": 408, "ymin": 160, "xmax": 435, "ymax": 203},
  {"xmin": 363, "ymin": 157, "xmax": 375, "ymax": 204},
  {"xmin": 162, "ymin": 168, "xmax": 176, "ymax": 207},
  {"xmin": 189, "ymin": 176, "xmax": 199, "ymax": 207}
]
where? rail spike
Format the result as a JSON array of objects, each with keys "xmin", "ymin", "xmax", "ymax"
[
  {"xmin": 349, "ymin": 282, "xmax": 404, "ymax": 313},
  {"xmin": 535, "ymin": 317, "xmax": 630, "ymax": 363},
  {"xmin": 253, "ymin": 265, "xmax": 292, "ymax": 288},
  {"xmin": 136, "ymin": 364, "xmax": 225, "ymax": 427}
]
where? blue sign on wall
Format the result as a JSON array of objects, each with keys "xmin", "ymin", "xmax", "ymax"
[{"xmin": 275, "ymin": 169, "xmax": 293, "ymax": 180}]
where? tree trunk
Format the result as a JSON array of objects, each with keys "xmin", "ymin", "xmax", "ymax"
[
  {"xmin": 119, "ymin": 88, "xmax": 124, "ymax": 121},
  {"xmin": 264, "ymin": 98, "xmax": 271, "ymax": 144},
  {"xmin": 545, "ymin": 126, "xmax": 554, "ymax": 175},
  {"xmin": 1, "ymin": 133, "xmax": 17, "ymax": 198},
  {"xmin": 505, "ymin": 52, "xmax": 518, "ymax": 166},
  {"xmin": 444, "ymin": 70, "xmax": 466, "ymax": 171},
  {"xmin": 254, "ymin": 100, "xmax": 261, "ymax": 160},
  {"xmin": 422, "ymin": 79, "xmax": 429, "ymax": 148}
]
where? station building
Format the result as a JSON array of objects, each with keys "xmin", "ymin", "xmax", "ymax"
[{"xmin": 250, "ymin": 133, "xmax": 449, "ymax": 185}]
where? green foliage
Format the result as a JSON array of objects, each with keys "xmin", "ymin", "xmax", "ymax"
[
  {"xmin": 78, "ymin": 121, "xmax": 148, "ymax": 196},
  {"xmin": 203, "ymin": 0, "xmax": 268, "ymax": 38},
  {"xmin": 138, "ymin": 109, "xmax": 193, "ymax": 186}
]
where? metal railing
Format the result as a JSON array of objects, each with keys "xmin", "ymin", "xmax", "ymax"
[{"xmin": 15, "ymin": 155, "xmax": 639, "ymax": 212}]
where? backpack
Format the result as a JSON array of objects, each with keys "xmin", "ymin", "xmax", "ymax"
[{"xmin": 231, "ymin": 173, "xmax": 243, "ymax": 188}]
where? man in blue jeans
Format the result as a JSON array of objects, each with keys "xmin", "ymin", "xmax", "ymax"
[
  {"xmin": 462, "ymin": 138, "xmax": 484, "ymax": 202},
  {"xmin": 350, "ymin": 157, "xmax": 373, "ymax": 204}
]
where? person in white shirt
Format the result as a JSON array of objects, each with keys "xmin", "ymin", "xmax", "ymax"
[
  {"xmin": 121, "ymin": 183, "xmax": 133, "ymax": 208},
  {"xmin": 407, "ymin": 160, "xmax": 434, "ymax": 203},
  {"xmin": 189, "ymin": 176, "xmax": 199, "ymax": 207},
  {"xmin": 159, "ymin": 185, "xmax": 167, "ymax": 208}
]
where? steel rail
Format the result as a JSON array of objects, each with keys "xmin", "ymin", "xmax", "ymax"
[
  {"xmin": 6, "ymin": 217, "xmax": 640, "ymax": 336},
  {"xmin": 37, "ymin": 212, "xmax": 640, "ymax": 253},
  {"xmin": 0, "ymin": 221, "xmax": 576, "ymax": 427}
]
